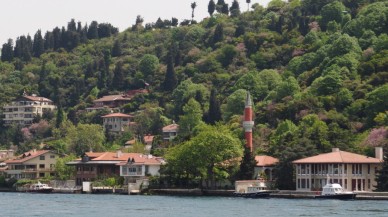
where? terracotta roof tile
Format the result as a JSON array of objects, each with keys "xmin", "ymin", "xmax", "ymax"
[
  {"xmin": 255, "ymin": 155, "xmax": 279, "ymax": 166},
  {"xmin": 82, "ymin": 152, "xmax": 163, "ymax": 165},
  {"xmin": 23, "ymin": 95, "xmax": 53, "ymax": 102},
  {"xmin": 101, "ymin": 113, "xmax": 133, "ymax": 118},
  {"xmin": 94, "ymin": 95, "xmax": 132, "ymax": 102},
  {"xmin": 162, "ymin": 124, "xmax": 179, "ymax": 132},
  {"xmin": 5, "ymin": 150, "xmax": 50, "ymax": 164},
  {"xmin": 293, "ymin": 150, "xmax": 382, "ymax": 164}
]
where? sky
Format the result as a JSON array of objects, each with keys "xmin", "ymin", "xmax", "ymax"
[{"xmin": 0, "ymin": 0, "xmax": 271, "ymax": 45}]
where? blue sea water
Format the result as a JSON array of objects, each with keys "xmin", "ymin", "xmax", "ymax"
[{"xmin": 0, "ymin": 192, "xmax": 388, "ymax": 217}]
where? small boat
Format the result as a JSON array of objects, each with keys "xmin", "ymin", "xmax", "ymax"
[
  {"xmin": 315, "ymin": 183, "xmax": 356, "ymax": 200},
  {"xmin": 234, "ymin": 180, "xmax": 271, "ymax": 198},
  {"xmin": 28, "ymin": 181, "xmax": 53, "ymax": 193}
]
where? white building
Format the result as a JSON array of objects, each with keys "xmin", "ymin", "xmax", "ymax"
[
  {"xmin": 3, "ymin": 94, "xmax": 56, "ymax": 126},
  {"xmin": 293, "ymin": 147, "xmax": 383, "ymax": 192},
  {"xmin": 101, "ymin": 113, "xmax": 134, "ymax": 132}
]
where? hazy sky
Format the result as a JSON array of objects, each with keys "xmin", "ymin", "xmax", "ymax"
[{"xmin": 0, "ymin": 0, "xmax": 270, "ymax": 45}]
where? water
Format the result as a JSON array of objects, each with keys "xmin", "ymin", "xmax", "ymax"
[{"xmin": 1, "ymin": 193, "xmax": 388, "ymax": 217}]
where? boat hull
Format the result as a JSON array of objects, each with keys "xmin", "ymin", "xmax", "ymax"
[
  {"xmin": 315, "ymin": 193, "xmax": 357, "ymax": 200},
  {"xmin": 234, "ymin": 191, "xmax": 271, "ymax": 198},
  {"xmin": 28, "ymin": 188, "xmax": 54, "ymax": 193}
]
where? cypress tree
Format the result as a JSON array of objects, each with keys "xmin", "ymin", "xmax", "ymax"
[
  {"xmin": 1, "ymin": 39, "xmax": 14, "ymax": 62},
  {"xmin": 112, "ymin": 61, "xmax": 125, "ymax": 90},
  {"xmin": 216, "ymin": 0, "xmax": 226, "ymax": 13},
  {"xmin": 207, "ymin": 89, "xmax": 222, "ymax": 124},
  {"xmin": 32, "ymin": 30, "xmax": 45, "ymax": 57},
  {"xmin": 52, "ymin": 27, "xmax": 62, "ymax": 50},
  {"xmin": 236, "ymin": 146, "xmax": 257, "ymax": 180},
  {"xmin": 230, "ymin": 0, "xmax": 240, "ymax": 17},
  {"xmin": 44, "ymin": 31, "xmax": 54, "ymax": 50},
  {"xmin": 111, "ymin": 40, "xmax": 122, "ymax": 57},
  {"xmin": 162, "ymin": 55, "xmax": 177, "ymax": 91},
  {"xmin": 212, "ymin": 24, "xmax": 224, "ymax": 46},
  {"xmin": 55, "ymin": 105, "xmax": 64, "ymax": 128},
  {"xmin": 375, "ymin": 153, "xmax": 388, "ymax": 191},
  {"xmin": 87, "ymin": 21, "xmax": 99, "ymax": 39},
  {"xmin": 221, "ymin": 3, "xmax": 229, "ymax": 15},
  {"xmin": 208, "ymin": 0, "xmax": 216, "ymax": 16}
]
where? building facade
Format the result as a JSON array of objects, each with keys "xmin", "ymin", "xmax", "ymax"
[
  {"xmin": 254, "ymin": 155, "xmax": 279, "ymax": 182},
  {"xmin": 3, "ymin": 94, "xmax": 56, "ymax": 126},
  {"xmin": 293, "ymin": 147, "xmax": 383, "ymax": 192},
  {"xmin": 162, "ymin": 123, "xmax": 179, "ymax": 141},
  {"xmin": 67, "ymin": 151, "xmax": 164, "ymax": 186},
  {"xmin": 101, "ymin": 113, "xmax": 134, "ymax": 132},
  {"xmin": 4, "ymin": 150, "xmax": 60, "ymax": 179}
]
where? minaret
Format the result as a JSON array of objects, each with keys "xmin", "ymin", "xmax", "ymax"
[{"xmin": 243, "ymin": 91, "xmax": 254, "ymax": 152}]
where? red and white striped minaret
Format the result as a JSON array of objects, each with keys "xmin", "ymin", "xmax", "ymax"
[{"xmin": 243, "ymin": 91, "xmax": 254, "ymax": 152}]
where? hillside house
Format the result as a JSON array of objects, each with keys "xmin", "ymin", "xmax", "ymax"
[
  {"xmin": 3, "ymin": 93, "xmax": 56, "ymax": 126},
  {"xmin": 162, "ymin": 123, "xmax": 179, "ymax": 141},
  {"xmin": 101, "ymin": 113, "xmax": 134, "ymax": 132}
]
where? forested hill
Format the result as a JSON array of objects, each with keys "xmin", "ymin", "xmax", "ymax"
[{"xmin": 0, "ymin": 0, "xmax": 387, "ymax": 158}]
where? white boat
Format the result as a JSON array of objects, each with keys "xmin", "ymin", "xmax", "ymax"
[
  {"xmin": 315, "ymin": 183, "xmax": 356, "ymax": 200},
  {"xmin": 28, "ymin": 181, "xmax": 53, "ymax": 193}
]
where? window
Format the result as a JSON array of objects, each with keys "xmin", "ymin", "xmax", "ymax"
[
  {"xmin": 39, "ymin": 155, "xmax": 45, "ymax": 160},
  {"xmin": 39, "ymin": 164, "xmax": 45, "ymax": 169},
  {"xmin": 50, "ymin": 155, "xmax": 55, "ymax": 159},
  {"xmin": 39, "ymin": 173, "xmax": 45, "ymax": 177}
]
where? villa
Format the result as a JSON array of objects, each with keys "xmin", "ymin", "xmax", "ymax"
[{"xmin": 293, "ymin": 147, "xmax": 383, "ymax": 192}]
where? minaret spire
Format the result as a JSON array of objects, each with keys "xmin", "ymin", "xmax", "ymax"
[{"xmin": 243, "ymin": 91, "xmax": 254, "ymax": 152}]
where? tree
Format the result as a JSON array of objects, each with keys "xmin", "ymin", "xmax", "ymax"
[
  {"xmin": 375, "ymin": 152, "xmax": 388, "ymax": 191},
  {"xmin": 55, "ymin": 154, "xmax": 76, "ymax": 180},
  {"xmin": 320, "ymin": 1, "xmax": 345, "ymax": 31},
  {"xmin": 66, "ymin": 124, "xmax": 106, "ymax": 156},
  {"xmin": 139, "ymin": 54, "xmax": 159, "ymax": 81},
  {"xmin": 87, "ymin": 21, "xmax": 99, "ymax": 39},
  {"xmin": 162, "ymin": 55, "xmax": 178, "ymax": 91},
  {"xmin": 112, "ymin": 61, "xmax": 125, "ymax": 90},
  {"xmin": 191, "ymin": 2, "xmax": 197, "ymax": 22},
  {"xmin": 208, "ymin": 0, "xmax": 216, "ymax": 16},
  {"xmin": 179, "ymin": 98, "xmax": 203, "ymax": 139},
  {"xmin": 165, "ymin": 124, "xmax": 243, "ymax": 189},
  {"xmin": 236, "ymin": 146, "xmax": 257, "ymax": 180},
  {"xmin": 111, "ymin": 40, "xmax": 122, "ymax": 57},
  {"xmin": 216, "ymin": 0, "xmax": 226, "ymax": 13},
  {"xmin": 206, "ymin": 89, "xmax": 222, "ymax": 124},
  {"xmin": 230, "ymin": 0, "xmax": 241, "ymax": 17},
  {"xmin": 212, "ymin": 24, "xmax": 224, "ymax": 47},
  {"xmin": 1, "ymin": 39, "xmax": 14, "ymax": 62}
]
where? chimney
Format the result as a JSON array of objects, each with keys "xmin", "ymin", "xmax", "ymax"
[
  {"xmin": 332, "ymin": 148, "xmax": 340, "ymax": 152},
  {"xmin": 375, "ymin": 147, "xmax": 383, "ymax": 161},
  {"xmin": 116, "ymin": 150, "xmax": 122, "ymax": 158}
]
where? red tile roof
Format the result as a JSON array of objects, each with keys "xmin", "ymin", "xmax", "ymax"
[
  {"xmin": 22, "ymin": 95, "xmax": 53, "ymax": 102},
  {"xmin": 5, "ymin": 150, "xmax": 51, "ymax": 164},
  {"xmin": 80, "ymin": 152, "xmax": 163, "ymax": 165},
  {"xmin": 101, "ymin": 113, "xmax": 133, "ymax": 118},
  {"xmin": 94, "ymin": 95, "xmax": 132, "ymax": 102},
  {"xmin": 293, "ymin": 150, "xmax": 382, "ymax": 164},
  {"xmin": 255, "ymin": 155, "xmax": 279, "ymax": 167},
  {"xmin": 162, "ymin": 123, "xmax": 179, "ymax": 132},
  {"xmin": 125, "ymin": 135, "xmax": 154, "ymax": 145}
]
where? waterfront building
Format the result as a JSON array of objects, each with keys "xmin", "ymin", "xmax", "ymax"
[
  {"xmin": 101, "ymin": 113, "xmax": 134, "ymax": 132},
  {"xmin": 293, "ymin": 147, "xmax": 383, "ymax": 192},
  {"xmin": 67, "ymin": 151, "xmax": 164, "ymax": 186},
  {"xmin": 4, "ymin": 149, "xmax": 60, "ymax": 179},
  {"xmin": 254, "ymin": 155, "xmax": 279, "ymax": 182},
  {"xmin": 162, "ymin": 122, "xmax": 179, "ymax": 141},
  {"xmin": 3, "ymin": 93, "xmax": 56, "ymax": 126}
]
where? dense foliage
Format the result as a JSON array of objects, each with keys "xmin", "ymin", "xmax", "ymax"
[{"xmin": 1, "ymin": 0, "xmax": 387, "ymax": 189}]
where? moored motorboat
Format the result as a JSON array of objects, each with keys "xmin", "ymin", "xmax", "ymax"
[
  {"xmin": 234, "ymin": 179, "xmax": 271, "ymax": 198},
  {"xmin": 315, "ymin": 183, "xmax": 356, "ymax": 200},
  {"xmin": 28, "ymin": 181, "xmax": 53, "ymax": 193}
]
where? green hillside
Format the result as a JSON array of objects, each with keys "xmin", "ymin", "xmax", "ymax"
[{"xmin": 0, "ymin": 0, "xmax": 387, "ymax": 188}]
